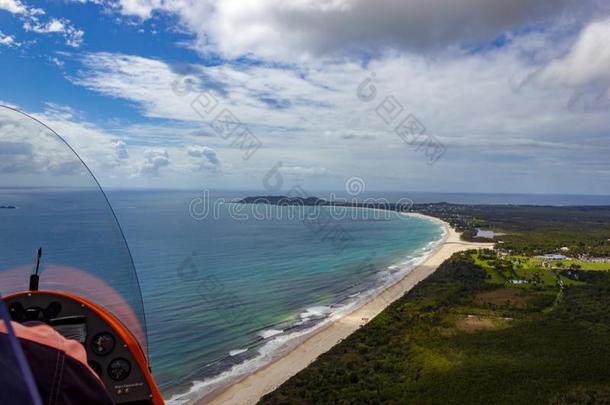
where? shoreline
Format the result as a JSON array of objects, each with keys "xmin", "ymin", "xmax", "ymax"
[{"xmin": 193, "ymin": 213, "xmax": 494, "ymax": 405}]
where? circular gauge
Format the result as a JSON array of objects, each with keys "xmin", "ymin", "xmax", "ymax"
[
  {"xmin": 88, "ymin": 361, "xmax": 102, "ymax": 378},
  {"xmin": 108, "ymin": 358, "xmax": 131, "ymax": 381},
  {"xmin": 91, "ymin": 332, "xmax": 115, "ymax": 356}
]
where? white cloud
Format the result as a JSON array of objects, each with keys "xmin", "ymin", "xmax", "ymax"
[
  {"xmin": 0, "ymin": 0, "xmax": 26, "ymax": 14},
  {"xmin": 115, "ymin": 0, "xmax": 163, "ymax": 19},
  {"xmin": 114, "ymin": 140, "xmax": 129, "ymax": 160},
  {"xmin": 516, "ymin": 16, "xmax": 610, "ymax": 112},
  {"xmin": 0, "ymin": 100, "xmax": 19, "ymax": 109},
  {"xmin": 65, "ymin": 14, "xmax": 610, "ymax": 193},
  {"xmin": 0, "ymin": 31, "xmax": 18, "ymax": 47},
  {"xmin": 24, "ymin": 17, "xmax": 84, "ymax": 47},
  {"xmin": 49, "ymin": 56, "xmax": 65, "ymax": 67},
  {"xmin": 34, "ymin": 110, "xmax": 229, "ymax": 184},
  {"xmin": 140, "ymin": 147, "xmax": 170, "ymax": 176},
  {"xmin": 533, "ymin": 17, "xmax": 610, "ymax": 87},
  {"xmin": 98, "ymin": 0, "xmax": 598, "ymax": 61},
  {"xmin": 0, "ymin": 104, "xmax": 145, "ymax": 183},
  {"xmin": 73, "ymin": 53, "xmax": 200, "ymax": 120},
  {"xmin": 0, "ymin": 107, "xmax": 90, "ymax": 177},
  {"xmin": 203, "ymin": 0, "xmax": 586, "ymax": 60},
  {"xmin": 0, "ymin": 0, "xmax": 43, "ymax": 18},
  {"xmin": 4, "ymin": 1, "xmax": 609, "ymax": 192},
  {"xmin": 43, "ymin": 102, "xmax": 81, "ymax": 120},
  {"xmin": 0, "ymin": 103, "xmax": 229, "ymax": 187},
  {"xmin": 186, "ymin": 145, "xmax": 220, "ymax": 171},
  {"xmin": 281, "ymin": 165, "xmax": 330, "ymax": 177},
  {"xmin": 0, "ymin": 0, "xmax": 84, "ymax": 48},
  {"xmin": 31, "ymin": 109, "xmax": 135, "ymax": 175}
]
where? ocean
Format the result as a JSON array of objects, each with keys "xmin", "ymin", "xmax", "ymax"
[
  {"xmin": 103, "ymin": 189, "xmax": 445, "ymax": 402},
  {"xmin": 3, "ymin": 188, "xmax": 610, "ymax": 403}
]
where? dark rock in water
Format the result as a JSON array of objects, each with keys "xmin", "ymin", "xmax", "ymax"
[{"xmin": 0, "ymin": 205, "xmax": 17, "ymax": 209}]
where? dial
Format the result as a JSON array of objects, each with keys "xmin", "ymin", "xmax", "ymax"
[
  {"xmin": 108, "ymin": 358, "xmax": 131, "ymax": 381},
  {"xmin": 91, "ymin": 332, "xmax": 115, "ymax": 356}
]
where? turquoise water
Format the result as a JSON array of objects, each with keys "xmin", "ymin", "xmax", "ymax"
[
  {"xmin": 107, "ymin": 190, "xmax": 445, "ymax": 401},
  {"xmin": 0, "ymin": 189, "xmax": 445, "ymax": 402}
]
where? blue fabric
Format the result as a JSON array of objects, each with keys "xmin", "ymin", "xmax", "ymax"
[{"xmin": 0, "ymin": 299, "xmax": 42, "ymax": 405}]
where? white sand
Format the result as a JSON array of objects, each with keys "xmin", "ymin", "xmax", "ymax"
[{"xmin": 202, "ymin": 214, "xmax": 494, "ymax": 405}]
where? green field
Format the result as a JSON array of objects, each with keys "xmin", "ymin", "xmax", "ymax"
[{"xmin": 561, "ymin": 259, "xmax": 610, "ymax": 271}]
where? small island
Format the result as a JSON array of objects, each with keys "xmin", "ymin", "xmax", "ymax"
[
  {"xmin": 238, "ymin": 196, "xmax": 328, "ymax": 206},
  {"xmin": 237, "ymin": 195, "xmax": 415, "ymax": 211}
]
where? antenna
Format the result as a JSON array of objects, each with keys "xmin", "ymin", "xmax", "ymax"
[{"xmin": 29, "ymin": 247, "xmax": 42, "ymax": 291}]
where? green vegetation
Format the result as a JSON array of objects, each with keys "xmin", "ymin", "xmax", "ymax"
[
  {"xmin": 561, "ymin": 259, "xmax": 610, "ymax": 271},
  {"xmin": 413, "ymin": 204, "xmax": 610, "ymax": 257},
  {"xmin": 261, "ymin": 251, "xmax": 610, "ymax": 405}
]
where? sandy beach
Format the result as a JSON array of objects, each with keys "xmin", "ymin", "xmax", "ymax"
[{"xmin": 202, "ymin": 214, "xmax": 494, "ymax": 405}]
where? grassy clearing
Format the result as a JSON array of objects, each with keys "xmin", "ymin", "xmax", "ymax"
[
  {"xmin": 453, "ymin": 315, "xmax": 510, "ymax": 333},
  {"xmin": 473, "ymin": 288, "xmax": 532, "ymax": 309},
  {"xmin": 561, "ymin": 259, "xmax": 610, "ymax": 271}
]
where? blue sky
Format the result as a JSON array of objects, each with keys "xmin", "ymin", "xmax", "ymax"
[{"xmin": 1, "ymin": 0, "xmax": 610, "ymax": 194}]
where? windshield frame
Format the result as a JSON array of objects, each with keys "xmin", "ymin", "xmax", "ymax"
[{"xmin": 0, "ymin": 105, "xmax": 149, "ymax": 355}]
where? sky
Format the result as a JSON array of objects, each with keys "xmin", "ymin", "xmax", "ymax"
[{"xmin": 0, "ymin": 0, "xmax": 609, "ymax": 194}]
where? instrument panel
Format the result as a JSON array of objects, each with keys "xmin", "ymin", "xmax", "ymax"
[{"xmin": 4, "ymin": 292, "xmax": 154, "ymax": 404}]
